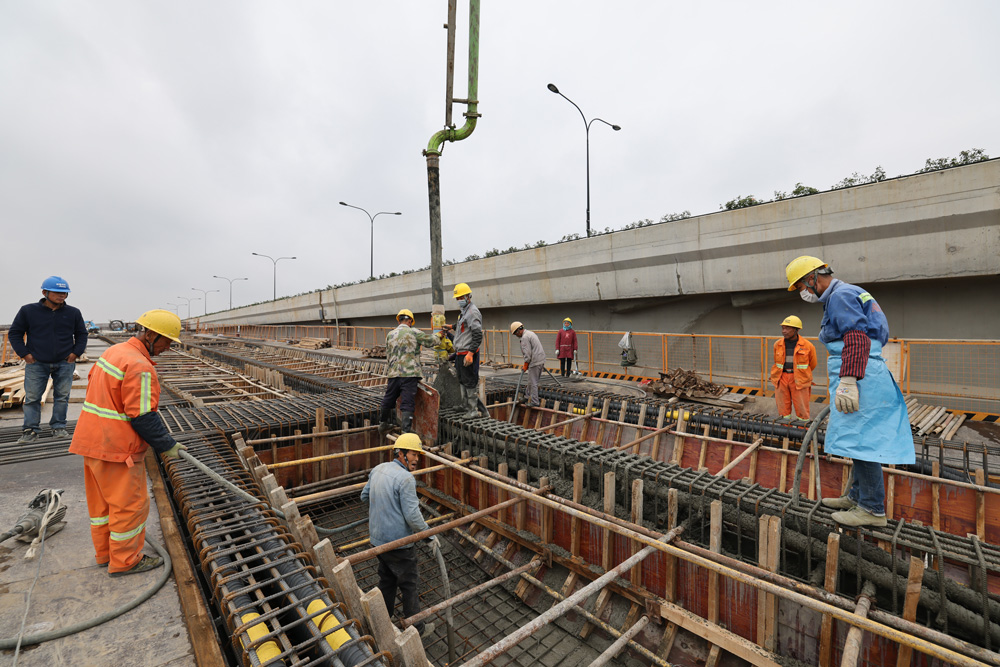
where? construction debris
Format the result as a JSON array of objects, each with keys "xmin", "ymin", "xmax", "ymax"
[{"xmin": 645, "ymin": 367, "xmax": 728, "ymax": 401}]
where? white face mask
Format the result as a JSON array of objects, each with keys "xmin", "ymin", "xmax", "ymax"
[{"xmin": 800, "ymin": 289, "xmax": 820, "ymax": 304}]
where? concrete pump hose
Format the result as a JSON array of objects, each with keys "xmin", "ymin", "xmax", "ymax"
[
  {"xmin": 0, "ymin": 537, "xmax": 172, "ymax": 650},
  {"xmin": 791, "ymin": 405, "xmax": 831, "ymax": 506}
]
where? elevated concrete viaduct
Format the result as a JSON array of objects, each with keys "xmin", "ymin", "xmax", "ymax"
[{"xmin": 199, "ymin": 159, "xmax": 1000, "ymax": 339}]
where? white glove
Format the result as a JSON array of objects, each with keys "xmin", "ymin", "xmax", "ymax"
[{"xmin": 835, "ymin": 376, "xmax": 859, "ymax": 413}]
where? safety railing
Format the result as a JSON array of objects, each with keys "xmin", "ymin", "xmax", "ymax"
[{"xmin": 194, "ymin": 322, "xmax": 999, "ymax": 415}]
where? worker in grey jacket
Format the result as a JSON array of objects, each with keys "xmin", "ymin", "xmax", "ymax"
[
  {"xmin": 447, "ymin": 282, "xmax": 483, "ymax": 418},
  {"xmin": 360, "ymin": 433, "xmax": 438, "ymax": 637},
  {"xmin": 511, "ymin": 322, "xmax": 545, "ymax": 407}
]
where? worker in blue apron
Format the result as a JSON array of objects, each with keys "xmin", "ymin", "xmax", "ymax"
[{"xmin": 784, "ymin": 256, "xmax": 915, "ymax": 527}]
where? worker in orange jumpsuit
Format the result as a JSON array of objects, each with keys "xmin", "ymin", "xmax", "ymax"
[
  {"xmin": 769, "ymin": 315, "xmax": 818, "ymax": 420},
  {"xmin": 69, "ymin": 310, "xmax": 186, "ymax": 576}
]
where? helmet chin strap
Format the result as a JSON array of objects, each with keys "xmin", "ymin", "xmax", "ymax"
[{"xmin": 144, "ymin": 332, "xmax": 162, "ymax": 356}]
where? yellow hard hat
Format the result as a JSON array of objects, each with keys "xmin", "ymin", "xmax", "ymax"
[
  {"xmin": 136, "ymin": 309, "xmax": 182, "ymax": 342},
  {"xmin": 510, "ymin": 321, "xmax": 523, "ymax": 334},
  {"xmin": 453, "ymin": 283, "xmax": 471, "ymax": 298},
  {"xmin": 397, "ymin": 309, "xmax": 414, "ymax": 322},
  {"xmin": 785, "ymin": 255, "xmax": 829, "ymax": 291},
  {"xmin": 394, "ymin": 433, "xmax": 424, "ymax": 452},
  {"xmin": 781, "ymin": 315, "xmax": 803, "ymax": 329},
  {"xmin": 563, "ymin": 318, "xmax": 572, "ymax": 324}
]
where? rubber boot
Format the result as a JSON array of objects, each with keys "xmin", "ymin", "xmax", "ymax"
[
  {"xmin": 378, "ymin": 406, "xmax": 394, "ymax": 435},
  {"xmin": 400, "ymin": 411, "xmax": 414, "ymax": 433},
  {"xmin": 461, "ymin": 386, "xmax": 480, "ymax": 419}
]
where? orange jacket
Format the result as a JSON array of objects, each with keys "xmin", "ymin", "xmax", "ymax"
[
  {"xmin": 69, "ymin": 337, "xmax": 162, "ymax": 464},
  {"xmin": 769, "ymin": 336, "xmax": 817, "ymax": 389}
]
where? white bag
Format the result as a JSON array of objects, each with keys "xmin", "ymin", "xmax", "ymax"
[{"xmin": 617, "ymin": 332, "xmax": 632, "ymax": 350}]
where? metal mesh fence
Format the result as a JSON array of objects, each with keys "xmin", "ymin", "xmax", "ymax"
[{"xmin": 195, "ymin": 322, "xmax": 1000, "ymax": 414}]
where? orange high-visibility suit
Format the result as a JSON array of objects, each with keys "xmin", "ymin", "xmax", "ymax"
[
  {"xmin": 770, "ymin": 336, "xmax": 818, "ymax": 420},
  {"xmin": 69, "ymin": 337, "xmax": 171, "ymax": 573}
]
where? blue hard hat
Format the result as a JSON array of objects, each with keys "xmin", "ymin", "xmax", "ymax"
[{"xmin": 41, "ymin": 276, "xmax": 71, "ymax": 293}]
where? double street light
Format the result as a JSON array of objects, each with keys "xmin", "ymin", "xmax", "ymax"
[
  {"xmin": 174, "ymin": 296, "xmax": 199, "ymax": 320},
  {"xmin": 252, "ymin": 253, "xmax": 297, "ymax": 301},
  {"xmin": 166, "ymin": 303, "xmax": 181, "ymax": 316},
  {"xmin": 547, "ymin": 83, "xmax": 621, "ymax": 238},
  {"xmin": 339, "ymin": 201, "xmax": 401, "ymax": 279},
  {"xmin": 213, "ymin": 275, "xmax": 248, "ymax": 310},
  {"xmin": 191, "ymin": 287, "xmax": 220, "ymax": 315}
]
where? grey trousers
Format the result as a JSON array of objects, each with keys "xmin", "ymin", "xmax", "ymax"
[{"xmin": 526, "ymin": 365, "xmax": 543, "ymax": 406}]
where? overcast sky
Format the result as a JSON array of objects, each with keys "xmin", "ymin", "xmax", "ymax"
[{"xmin": 2, "ymin": 1, "xmax": 997, "ymax": 323}]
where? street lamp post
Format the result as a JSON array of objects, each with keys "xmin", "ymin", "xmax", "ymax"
[
  {"xmin": 213, "ymin": 275, "xmax": 248, "ymax": 310},
  {"xmin": 175, "ymin": 296, "xmax": 199, "ymax": 320},
  {"xmin": 547, "ymin": 83, "xmax": 621, "ymax": 238},
  {"xmin": 166, "ymin": 303, "xmax": 181, "ymax": 316},
  {"xmin": 252, "ymin": 253, "xmax": 297, "ymax": 301},
  {"xmin": 191, "ymin": 288, "xmax": 220, "ymax": 315},
  {"xmin": 339, "ymin": 202, "xmax": 401, "ymax": 279}
]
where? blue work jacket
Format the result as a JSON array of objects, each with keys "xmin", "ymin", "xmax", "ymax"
[
  {"xmin": 8, "ymin": 299, "xmax": 88, "ymax": 363},
  {"xmin": 361, "ymin": 459, "xmax": 429, "ymax": 548}
]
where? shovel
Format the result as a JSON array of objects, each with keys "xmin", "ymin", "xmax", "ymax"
[{"xmin": 571, "ymin": 357, "xmax": 584, "ymax": 379}]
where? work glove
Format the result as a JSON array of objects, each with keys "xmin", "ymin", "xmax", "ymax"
[
  {"xmin": 163, "ymin": 442, "xmax": 188, "ymax": 460},
  {"xmin": 522, "ymin": 362, "xmax": 529, "ymax": 371},
  {"xmin": 463, "ymin": 351, "xmax": 474, "ymax": 367},
  {"xmin": 835, "ymin": 376, "xmax": 859, "ymax": 414}
]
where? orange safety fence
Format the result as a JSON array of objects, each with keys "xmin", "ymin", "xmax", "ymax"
[{"xmin": 195, "ymin": 322, "xmax": 999, "ymax": 417}]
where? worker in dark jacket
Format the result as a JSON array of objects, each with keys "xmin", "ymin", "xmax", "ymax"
[
  {"xmin": 361, "ymin": 433, "xmax": 438, "ymax": 637},
  {"xmin": 8, "ymin": 276, "xmax": 88, "ymax": 443},
  {"xmin": 785, "ymin": 255, "xmax": 914, "ymax": 528}
]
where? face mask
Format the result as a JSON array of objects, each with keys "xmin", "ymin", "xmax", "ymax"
[
  {"xmin": 800, "ymin": 290, "xmax": 820, "ymax": 304},
  {"xmin": 563, "ymin": 324, "xmax": 570, "ymax": 330},
  {"xmin": 459, "ymin": 296, "xmax": 470, "ymax": 311}
]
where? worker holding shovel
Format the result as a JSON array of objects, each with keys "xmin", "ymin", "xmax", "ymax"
[{"xmin": 511, "ymin": 322, "xmax": 545, "ymax": 407}]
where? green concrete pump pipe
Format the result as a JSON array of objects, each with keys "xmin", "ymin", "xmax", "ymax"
[{"xmin": 426, "ymin": 0, "xmax": 481, "ymax": 305}]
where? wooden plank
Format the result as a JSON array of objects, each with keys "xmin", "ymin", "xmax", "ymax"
[
  {"xmin": 757, "ymin": 515, "xmax": 780, "ymax": 651},
  {"xmin": 818, "ymin": 532, "xmax": 840, "ymax": 667},
  {"xmin": 976, "ymin": 469, "xmax": 986, "ymax": 540},
  {"xmin": 361, "ymin": 587, "xmax": 402, "ymax": 667},
  {"xmin": 895, "ymin": 556, "xmax": 926, "ymax": 667},
  {"xmin": 709, "ymin": 500, "xmax": 722, "ymax": 623},
  {"xmin": 705, "ymin": 645, "xmax": 722, "ymax": 667},
  {"xmin": 603, "ymin": 471, "xmax": 616, "ymax": 573},
  {"xmin": 665, "ymin": 488, "xmax": 678, "ymax": 602},
  {"xmin": 571, "ymin": 462, "xmax": 584, "ymax": 557},
  {"xmin": 670, "ymin": 413, "xmax": 686, "ymax": 464},
  {"xmin": 631, "ymin": 479, "xmax": 643, "ymax": 587},
  {"xmin": 560, "ymin": 571, "xmax": 579, "ymax": 598},
  {"xmin": 540, "ymin": 476, "xmax": 553, "ymax": 544},
  {"xmin": 145, "ymin": 451, "xmax": 227, "ymax": 667},
  {"xmin": 656, "ymin": 622, "xmax": 679, "ymax": 660},
  {"xmin": 331, "ymin": 558, "xmax": 366, "ymax": 624},
  {"xmin": 659, "ymin": 600, "xmax": 781, "ymax": 667},
  {"xmin": 517, "ymin": 469, "xmax": 528, "ymax": 531},
  {"xmin": 698, "ymin": 424, "xmax": 711, "ymax": 471},
  {"xmin": 651, "ymin": 405, "xmax": 667, "ymax": 461},
  {"xmin": 778, "ymin": 437, "xmax": 790, "ymax": 493},
  {"xmin": 396, "ymin": 625, "xmax": 429, "ymax": 667},
  {"xmin": 581, "ymin": 588, "xmax": 613, "ymax": 640}
]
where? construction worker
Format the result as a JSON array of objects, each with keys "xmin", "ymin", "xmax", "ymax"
[
  {"xmin": 379, "ymin": 309, "xmax": 442, "ymax": 434},
  {"xmin": 785, "ymin": 256, "xmax": 915, "ymax": 528},
  {"xmin": 68, "ymin": 310, "xmax": 187, "ymax": 576},
  {"xmin": 8, "ymin": 276, "xmax": 89, "ymax": 443},
  {"xmin": 555, "ymin": 317, "xmax": 578, "ymax": 378},
  {"xmin": 769, "ymin": 315, "xmax": 817, "ymax": 420},
  {"xmin": 511, "ymin": 322, "xmax": 545, "ymax": 407},
  {"xmin": 447, "ymin": 283, "xmax": 482, "ymax": 418},
  {"xmin": 360, "ymin": 433, "xmax": 438, "ymax": 638}
]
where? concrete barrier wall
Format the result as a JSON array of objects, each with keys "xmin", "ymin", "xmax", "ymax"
[{"xmin": 197, "ymin": 160, "xmax": 1000, "ymax": 337}]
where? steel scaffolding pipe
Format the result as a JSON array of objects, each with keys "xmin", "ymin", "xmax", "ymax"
[
  {"xmin": 458, "ymin": 527, "xmax": 682, "ymax": 667},
  {"xmin": 587, "ymin": 616, "xmax": 651, "ymax": 667}
]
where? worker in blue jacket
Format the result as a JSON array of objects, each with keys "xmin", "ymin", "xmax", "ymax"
[
  {"xmin": 361, "ymin": 433, "xmax": 438, "ymax": 637},
  {"xmin": 8, "ymin": 276, "xmax": 88, "ymax": 443},
  {"xmin": 784, "ymin": 256, "xmax": 915, "ymax": 527}
]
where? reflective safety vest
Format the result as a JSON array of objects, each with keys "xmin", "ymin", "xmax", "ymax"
[
  {"xmin": 69, "ymin": 337, "xmax": 161, "ymax": 464},
  {"xmin": 769, "ymin": 336, "xmax": 818, "ymax": 390}
]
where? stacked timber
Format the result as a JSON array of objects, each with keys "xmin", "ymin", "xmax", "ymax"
[
  {"xmin": 361, "ymin": 345, "xmax": 386, "ymax": 359},
  {"xmin": 292, "ymin": 337, "xmax": 331, "ymax": 350},
  {"xmin": 906, "ymin": 398, "xmax": 966, "ymax": 440},
  {"xmin": 0, "ymin": 365, "xmax": 54, "ymax": 409}
]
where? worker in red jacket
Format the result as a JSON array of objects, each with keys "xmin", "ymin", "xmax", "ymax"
[
  {"xmin": 69, "ymin": 310, "xmax": 186, "ymax": 576},
  {"xmin": 555, "ymin": 318, "xmax": 578, "ymax": 378},
  {"xmin": 769, "ymin": 315, "xmax": 817, "ymax": 420}
]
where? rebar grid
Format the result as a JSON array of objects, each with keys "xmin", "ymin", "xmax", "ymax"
[
  {"xmin": 327, "ymin": 498, "xmax": 636, "ymax": 667},
  {"xmin": 438, "ymin": 410, "xmax": 1000, "ymax": 654},
  {"xmin": 162, "ymin": 429, "xmax": 388, "ymax": 667}
]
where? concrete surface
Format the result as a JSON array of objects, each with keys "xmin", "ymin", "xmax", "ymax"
[{"xmin": 0, "ymin": 338, "xmax": 196, "ymax": 667}]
